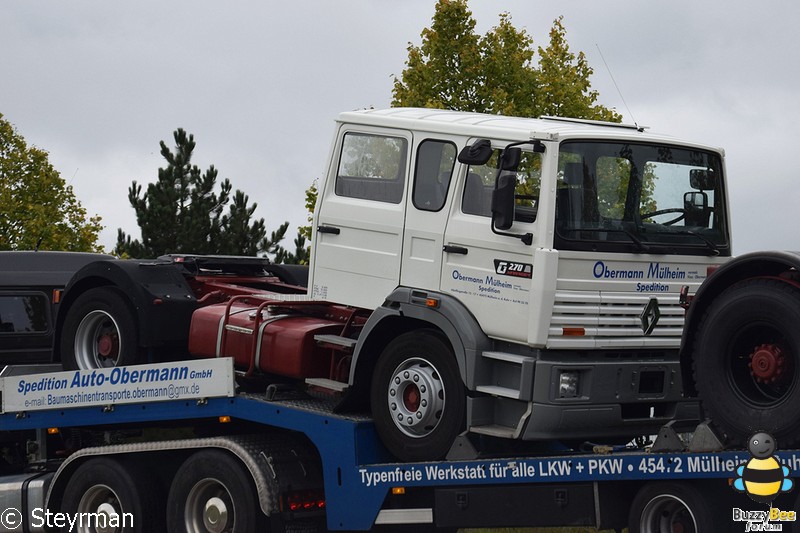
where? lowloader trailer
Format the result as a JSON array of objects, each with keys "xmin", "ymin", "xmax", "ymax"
[{"xmin": 0, "ymin": 358, "xmax": 793, "ymax": 533}]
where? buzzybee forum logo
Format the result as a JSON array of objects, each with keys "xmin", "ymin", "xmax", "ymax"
[
  {"xmin": 733, "ymin": 432, "xmax": 793, "ymax": 503},
  {"xmin": 730, "ymin": 432, "xmax": 796, "ymax": 532}
]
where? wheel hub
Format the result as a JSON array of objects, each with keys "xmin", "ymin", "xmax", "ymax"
[
  {"xmin": 749, "ymin": 344, "xmax": 786, "ymax": 384},
  {"xmin": 77, "ymin": 485, "xmax": 122, "ymax": 533},
  {"xmin": 186, "ymin": 478, "xmax": 233, "ymax": 533},
  {"xmin": 403, "ymin": 383, "xmax": 421, "ymax": 412},
  {"xmin": 76, "ymin": 310, "xmax": 122, "ymax": 368},
  {"xmin": 388, "ymin": 358, "xmax": 445, "ymax": 438},
  {"xmin": 97, "ymin": 333, "xmax": 118, "ymax": 358},
  {"xmin": 95, "ymin": 502, "xmax": 119, "ymax": 533},
  {"xmin": 640, "ymin": 494, "xmax": 697, "ymax": 533},
  {"xmin": 203, "ymin": 496, "xmax": 229, "ymax": 533}
]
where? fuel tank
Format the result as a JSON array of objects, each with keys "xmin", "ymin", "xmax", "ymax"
[{"xmin": 188, "ymin": 302, "xmax": 344, "ymax": 378}]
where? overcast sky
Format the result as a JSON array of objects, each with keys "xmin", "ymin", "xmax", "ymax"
[{"xmin": 2, "ymin": 1, "xmax": 798, "ymax": 254}]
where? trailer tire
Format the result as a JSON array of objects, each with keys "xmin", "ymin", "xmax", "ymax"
[
  {"xmin": 371, "ymin": 330, "xmax": 465, "ymax": 462},
  {"xmin": 166, "ymin": 450, "xmax": 265, "ymax": 533},
  {"xmin": 628, "ymin": 482, "xmax": 714, "ymax": 533},
  {"xmin": 61, "ymin": 287, "xmax": 142, "ymax": 370},
  {"xmin": 692, "ymin": 278, "xmax": 800, "ymax": 446},
  {"xmin": 61, "ymin": 457, "xmax": 164, "ymax": 532}
]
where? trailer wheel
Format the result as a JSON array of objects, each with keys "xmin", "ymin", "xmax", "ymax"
[
  {"xmin": 61, "ymin": 287, "xmax": 142, "ymax": 370},
  {"xmin": 166, "ymin": 450, "xmax": 265, "ymax": 533},
  {"xmin": 371, "ymin": 330, "xmax": 465, "ymax": 461},
  {"xmin": 61, "ymin": 457, "xmax": 164, "ymax": 532},
  {"xmin": 692, "ymin": 278, "xmax": 800, "ymax": 446},
  {"xmin": 628, "ymin": 482, "xmax": 714, "ymax": 533}
]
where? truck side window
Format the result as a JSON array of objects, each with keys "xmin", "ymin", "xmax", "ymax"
[
  {"xmin": 462, "ymin": 149, "xmax": 541, "ymax": 222},
  {"xmin": 335, "ymin": 133, "xmax": 408, "ymax": 204},
  {"xmin": 412, "ymin": 140, "xmax": 456, "ymax": 212},
  {"xmin": 0, "ymin": 294, "xmax": 49, "ymax": 333}
]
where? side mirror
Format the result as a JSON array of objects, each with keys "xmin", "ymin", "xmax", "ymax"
[
  {"xmin": 684, "ymin": 191, "xmax": 708, "ymax": 209},
  {"xmin": 689, "ymin": 169, "xmax": 716, "ymax": 191},
  {"xmin": 458, "ymin": 139, "xmax": 493, "ymax": 165},
  {"xmin": 492, "ymin": 174, "xmax": 516, "ymax": 230},
  {"xmin": 499, "ymin": 147, "xmax": 521, "ymax": 171}
]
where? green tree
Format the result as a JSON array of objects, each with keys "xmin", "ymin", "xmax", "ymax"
[
  {"xmin": 477, "ymin": 12, "xmax": 538, "ymax": 116},
  {"xmin": 0, "ymin": 113, "xmax": 103, "ymax": 251},
  {"xmin": 298, "ymin": 181, "xmax": 317, "ymax": 241},
  {"xmin": 115, "ymin": 129, "xmax": 299, "ymax": 261},
  {"xmin": 268, "ymin": 221, "xmax": 310, "ymax": 265},
  {"xmin": 391, "ymin": 0, "xmax": 482, "ymax": 111},
  {"xmin": 392, "ymin": 2, "xmax": 620, "ymax": 122},
  {"xmin": 534, "ymin": 16, "xmax": 621, "ymax": 121}
]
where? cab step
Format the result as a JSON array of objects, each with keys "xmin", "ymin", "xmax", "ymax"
[
  {"xmin": 305, "ymin": 378, "xmax": 349, "ymax": 397},
  {"xmin": 470, "ymin": 424, "xmax": 518, "ymax": 439},
  {"xmin": 314, "ymin": 334, "xmax": 357, "ymax": 353},
  {"xmin": 475, "ymin": 351, "xmax": 535, "ymax": 401}
]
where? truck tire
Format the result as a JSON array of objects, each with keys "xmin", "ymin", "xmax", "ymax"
[
  {"xmin": 166, "ymin": 450, "xmax": 266, "ymax": 533},
  {"xmin": 692, "ymin": 278, "xmax": 800, "ymax": 446},
  {"xmin": 61, "ymin": 287, "xmax": 142, "ymax": 370},
  {"xmin": 61, "ymin": 457, "xmax": 165, "ymax": 532},
  {"xmin": 628, "ymin": 482, "xmax": 714, "ymax": 533},
  {"xmin": 370, "ymin": 330, "xmax": 465, "ymax": 462}
]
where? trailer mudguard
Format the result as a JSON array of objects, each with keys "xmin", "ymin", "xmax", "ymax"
[
  {"xmin": 45, "ymin": 434, "xmax": 323, "ymax": 519},
  {"xmin": 56, "ymin": 259, "xmax": 197, "ymax": 350}
]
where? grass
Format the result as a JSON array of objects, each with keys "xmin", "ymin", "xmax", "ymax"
[{"xmin": 459, "ymin": 527, "xmax": 628, "ymax": 533}]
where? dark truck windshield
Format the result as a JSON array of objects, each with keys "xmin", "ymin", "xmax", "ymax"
[{"xmin": 554, "ymin": 141, "xmax": 729, "ymax": 256}]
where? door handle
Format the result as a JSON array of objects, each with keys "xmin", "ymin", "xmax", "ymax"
[
  {"xmin": 443, "ymin": 244, "xmax": 468, "ymax": 255},
  {"xmin": 317, "ymin": 225, "xmax": 341, "ymax": 235}
]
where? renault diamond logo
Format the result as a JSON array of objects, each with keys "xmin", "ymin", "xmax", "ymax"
[{"xmin": 640, "ymin": 298, "xmax": 660, "ymax": 336}]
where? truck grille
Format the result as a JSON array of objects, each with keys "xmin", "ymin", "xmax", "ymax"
[{"xmin": 547, "ymin": 291, "xmax": 685, "ymax": 349}]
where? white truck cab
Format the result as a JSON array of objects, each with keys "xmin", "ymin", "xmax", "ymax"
[{"xmin": 309, "ymin": 108, "xmax": 730, "ymax": 461}]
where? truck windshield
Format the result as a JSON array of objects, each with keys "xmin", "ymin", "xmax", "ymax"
[{"xmin": 554, "ymin": 141, "xmax": 729, "ymax": 256}]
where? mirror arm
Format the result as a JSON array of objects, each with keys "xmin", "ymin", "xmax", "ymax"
[{"xmin": 490, "ymin": 222, "xmax": 533, "ymax": 245}]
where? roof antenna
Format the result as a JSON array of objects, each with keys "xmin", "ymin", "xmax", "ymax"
[{"xmin": 595, "ymin": 44, "xmax": 641, "ymax": 131}]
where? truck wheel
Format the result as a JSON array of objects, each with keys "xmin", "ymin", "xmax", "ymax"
[
  {"xmin": 692, "ymin": 278, "xmax": 800, "ymax": 446},
  {"xmin": 370, "ymin": 330, "xmax": 465, "ymax": 461},
  {"xmin": 61, "ymin": 287, "xmax": 142, "ymax": 370},
  {"xmin": 628, "ymin": 482, "xmax": 713, "ymax": 533},
  {"xmin": 61, "ymin": 457, "xmax": 164, "ymax": 532},
  {"xmin": 166, "ymin": 450, "xmax": 266, "ymax": 533}
]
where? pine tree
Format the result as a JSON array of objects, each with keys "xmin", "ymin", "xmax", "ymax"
[{"xmin": 115, "ymin": 129, "xmax": 299, "ymax": 260}]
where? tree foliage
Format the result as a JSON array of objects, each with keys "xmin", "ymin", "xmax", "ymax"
[
  {"xmin": 535, "ymin": 17, "xmax": 620, "ymax": 121},
  {"xmin": 0, "ymin": 113, "xmax": 103, "ymax": 251},
  {"xmin": 115, "ymin": 129, "xmax": 301, "ymax": 261},
  {"xmin": 298, "ymin": 181, "xmax": 317, "ymax": 241},
  {"xmin": 392, "ymin": 2, "xmax": 620, "ymax": 122}
]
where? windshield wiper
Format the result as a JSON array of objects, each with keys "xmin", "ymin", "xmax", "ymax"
[
  {"xmin": 564, "ymin": 227, "xmax": 650, "ymax": 253},
  {"xmin": 671, "ymin": 230, "xmax": 720, "ymax": 255}
]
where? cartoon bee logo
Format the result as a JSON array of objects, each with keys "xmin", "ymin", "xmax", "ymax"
[{"xmin": 733, "ymin": 432, "xmax": 794, "ymax": 503}]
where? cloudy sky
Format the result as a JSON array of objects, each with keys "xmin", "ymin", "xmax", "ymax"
[{"xmin": 2, "ymin": 1, "xmax": 798, "ymax": 254}]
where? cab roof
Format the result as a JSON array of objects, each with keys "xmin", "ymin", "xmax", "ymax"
[{"xmin": 337, "ymin": 108, "xmax": 722, "ymax": 153}]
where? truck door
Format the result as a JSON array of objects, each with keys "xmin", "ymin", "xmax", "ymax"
[
  {"xmin": 399, "ymin": 138, "xmax": 459, "ymax": 290},
  {"xmin": 440, "ymin": 144, "xmax": 541, "ymax": 342},
  {"xmin": 311, "ymin": 128, "xmax": 411, "ymax": 310}
]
